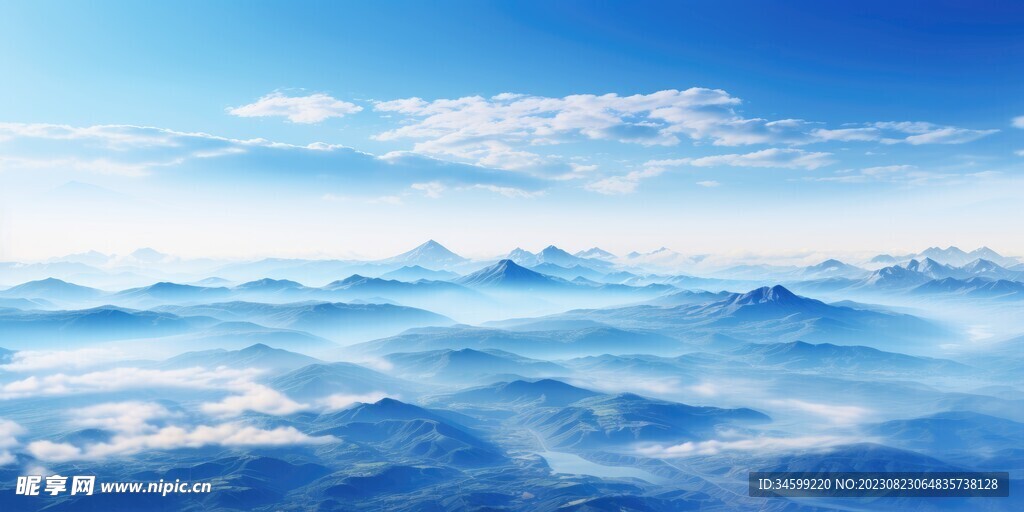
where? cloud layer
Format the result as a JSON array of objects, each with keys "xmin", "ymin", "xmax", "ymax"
[{"xmin": 228, "ymin": 92, "xmax": 363, "ymax": 123}]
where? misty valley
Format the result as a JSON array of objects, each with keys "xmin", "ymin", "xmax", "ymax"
[{"xmin": 0, "ymin": 242, "xmax": 1021, "ymax": 510}]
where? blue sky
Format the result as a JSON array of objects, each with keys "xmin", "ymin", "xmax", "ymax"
[{"xmin": 0, "ymin": 1, "xmax": 1022, "ymax": 260}]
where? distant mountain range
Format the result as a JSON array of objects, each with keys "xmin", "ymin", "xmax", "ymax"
[
  {"xmin": 0, "ymin": 306, "xmax": 216, "ymax": 347},
  {"xmin": 794, "ymin": 257, "xmax": 1024, "ymax": 300},
  {"xmin": 911, "ymin": 277, "xmax": 1024, "ymax": 300},
  {"xmin": 871, "ymin": 246, "xmax": 1019, "ymax": 268},
  {"xmin": 0, "ymin": 277, "xmax": 105, "ymax": 302},
  {"xmin": 537, "ymin": 285, "xmax": 950, "ymax": 350},
  {"xmin": 156, "ymin": 300, "xmax": 455, "ymax": 342},
  {"xmin": 574, "ymin": 247, "xmax": 616, "ymax": 260},
  {"xmin": 528, "ymin": 263, "xmax": 606, "ymax": 282},
  {"xmin": 867, "ymin": 411, "xmax": 1024, "ymax": 455},
  {"xmin": 506, "ymin": 245, "xmax": 612, "ymax": 270}
]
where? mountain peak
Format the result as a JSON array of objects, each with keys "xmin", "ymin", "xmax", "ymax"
[
  {"xmin": 239, "ymin": 343, "xmax": 274, "ymax": 353},
  {"xmin": 455, "ymin": 259, "xmax": 558, "ymax": 288},
  {"xmin": 732, "ymin": 285, "xmax": 800, "ymax": 305},
  {"xmin": 236, "ymin": 278, "xmax": 303, "ymax": 290},
  {"xmin": 574, "ymin": 247, "xmax": 616, "ymax": 260},
  {"xmin": 129, "ymin": 247, "xmax": 169, "ymax": 262},
  {"xmin": 384, "ymin": 240, "xmax": 467, "ymax": 267}
]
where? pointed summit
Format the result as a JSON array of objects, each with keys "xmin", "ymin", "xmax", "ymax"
[
  {"xmin": 536, "ymin": 245, "xmax": 579, "ymax": 266},
  {"xmin": 574, "ymin": 247, "xmax": 616, "ymax": 260},
  {"xmin": 730, "ymin": 285, "xmax": 800, "ymax": 306},
  {"xmin": 129, "ymin": 247, "xmax": 170, "ymax": 263},
  {"xmin": 455, "ymin": 259, "xmax": 561, "ymax": 289},
  {"xmin": 967, "ymin": 247, "xmax": 1019, "ymax": 267},
  {"xmin": 506, "ymin": 245, "xmax": 613, "ymax": 269},
  {"xmin": 801, "ymin": 259, "xmax": 866, "ymax": 278},
  {"xmin": 384, "ymin": 240, "xmax": 467, "ymax": 268},
  {"xmin": 506, "ymin": 247, "xmax": 538, "ymax": 266}
]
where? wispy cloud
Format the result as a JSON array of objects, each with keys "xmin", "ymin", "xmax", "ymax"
[
  {"xmin": 317, "ymin": 392, "xmax": 390, "ymax": 410},
  {"xmin": 0, "ymin": 348, "xmax": 128, "ymax": 372},
  {"xmin": 586, "ymin": 148, "xmax": 831, "ymax": 194},
  {"xmin": 228, "ymin": 91, "xmax": 363, "ymax": 123},
  {"xmin": 769, "ymin": 399, "xmax": 871, "ymax": 425},
  {"xmin": 0, "ymin": 366, "xmax": 259, "ymax": 400},
  {"xmin": 200, "ymin": 385, "xmax": 308, "ymax": 417},
  {"xmin": 0, "ymin": 123, "xmax": 545, "ymax": 197},
  {"xmin": 368, "ymin": 89, "xmax": 997, "ymax": 175},
  {"xmin": 873, "ymin": 121, "xmax": 998, "ymax": 145},
  {"xmin": 27, "ymin": 423, "xmax": 334, "ymax": 462},
  {"xmin": 812, "ymin": 164, "xmax": 1001, "ymax": 186},
  {"xmin": 0, "ymin": 419, "xmax": 24, "ymax": 465},
  {"xmin": 70, "ymin": 401, "xmax": 178, "ymax": 435},
  {"xmin": 636, "ymin": 434, "xmax": 854, "ymax": 457},
  {"xmin": 689, "ymin": 148, "xmax": 834, "ymax": 170}
]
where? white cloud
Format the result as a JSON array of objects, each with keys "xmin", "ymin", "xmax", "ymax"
[
  {"xmin": 769, "ymin": 399, "xmax": 871, "ymax": 424},
  {"xmin": 0, "ymin": 419, "xmax": 25, "ymax": 465},
  {"xmin": 318, "ymin": 392, "xmax": 390, "ymax": 411},
  {"xmin": 371, "ymin": 89, "xmax": 997, "ymax": 172},
  {"xmin": 636, "ymin": 434, "xmax": 853, "ymax": 457},
  {"xmin": 585, "ymin": 163, "xmax": 673, "ymax": 195},
  {"xmin": 696, "ymin": 180, "xmax": 721, "ymax": 188},
  {"xmin": 585, "ymin": 175, "xmax": 643, "ymax": 195},
  {"xmin": 366, "ymin": 195, "xmax": 404, "ymax": 205},
  {"xmin": 1013, "ymin": 116, "xmax": 1024, "ymax": 129},
  {"xmin": 228, "ymin": 92, "xmax": 362, "ymax": 123},
  {"xmin": 200, "ymin": 385, "xmax": 308, "ymax": 418},
  {"xmin": 811, "ymin": 127, "xmax": 881, "ymax": 142},
  {"xmin": 0, "ymin": 348, "xmax": 128, "ymax": 372},
  {"xmin": 411, "ymin": 181, "xmax": 447, "ymax": 198},
  {"xmin": 27, "ymin": 440, "xmax": 81, "ymax": 462},
  {"xmin": 873, "ymin": 121, "xmax": 998, "ymax": 145},
  {"xmin": 688, "ymin": 382, "xmax": 720, "ymax": 395},
  {"xmin": 812, "ymin": 164, "xmax": 999, "ymax": 186},
  {"xmin": 467, "ymin": 184, "xmax": 543, "ymax": 198},
  {"xmin": 0, "ymin": 123, "xmax": 545, "ymax": 196},
  {"xmin": 0, "ymin": 366, "xmax": 259, "ymax": 400},
  {"xmin": 860, "ymin": 164, "xmax": 917, "ymax": 175},
  {"xmin": 374, "ymin": 89, "xmax": 753, "ymax": 170},
  {"xmin": 0, "ymin": 156, "xmax": 154, "ymax": 177},
  {"xmin": 27, "ymin": 424, "xmax": 334, "ymax": 462},
  {"xmin": 690, "ymin": 148, "xmax": 834, "ymax": 170},
  {"xmin": 70, "ymin": 401, "xmax": 177, "ymax": 435},
  {"xmin": 569, "ymin": 163, "xmax": 598, "ymax": 173}
]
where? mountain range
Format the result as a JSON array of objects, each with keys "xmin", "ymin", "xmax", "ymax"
[
  {"xmin": 518, "ymin": 391, "xmax": 770, "ymax": 449},
  {"xmin": 157, "ymin": 300, "xmax": 455, "ymax": 342},
  {"xmin": 382, "ymin": 348, "xmax": 568, "ymax": 384},
  {"xmin": 538, "ymin": 285, "xmax": 950, "ymax": 350},
  {"xmin": 871, "ymin": 246, "xmax": 1019, "ymax": 268}
]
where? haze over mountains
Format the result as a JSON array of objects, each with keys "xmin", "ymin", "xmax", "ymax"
[{"xmin": 1, "ymin": 241, "xmax": 1022, "ymax": 511}]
